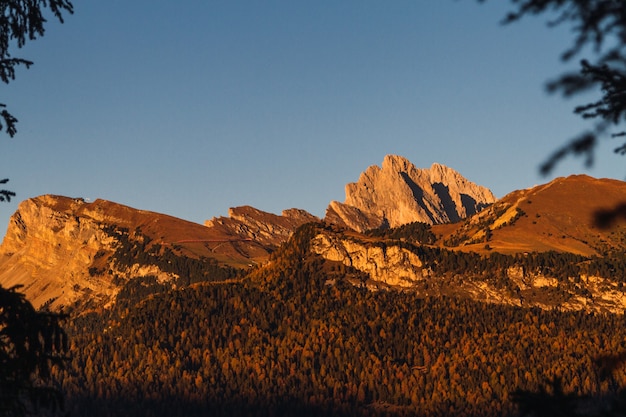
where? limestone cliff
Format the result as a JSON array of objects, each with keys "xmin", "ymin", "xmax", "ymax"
[
  {"xmin": 205, "ymin": 206, "xmax": 319, "ymax": 247},
  {"xmin": 310, "ymin": 232, "xmax": 426, "ymax": 287},
  {"xmin": 325, "ymin": 155, "xmax": 496, "ymax": 231},
  {"xmin": 0, "ymin": 196, "xmax": 246, "ymax": 311},
  {"xmin": 0, "ymin": 196, "xmax": 142, "ymax": 310}
]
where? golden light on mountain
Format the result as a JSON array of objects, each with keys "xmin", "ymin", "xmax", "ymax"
[
  {"xmin": 2, "ymin": 158, "xmax": 626, "ymax": 314},
  {"xmin": 435, "ymin": 175, "xmax": 626, "ymax": 256}
]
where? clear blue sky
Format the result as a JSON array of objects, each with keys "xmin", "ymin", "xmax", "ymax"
[{"xmin": 1, "ymin": 1, "xmax": 624, "ymax": 237}]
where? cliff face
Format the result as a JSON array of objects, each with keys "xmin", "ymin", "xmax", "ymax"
[
  {"xmin": 325, "ymin": 155, "xmax": 496, "ymax": 231},
  {"xmin": 310, "ymin": 232, "xmax": 425, "ymax": 287},
  {"xmin": 0, "ymin": 196, "xmax": 137, "ymax": 310},
  {"xmin": 0, "ymin": 196, "xmax": 221, "ymax": 310},
  {"xmin": 205, "ymin": 206, "xmax": 318, "ymax": 247}
]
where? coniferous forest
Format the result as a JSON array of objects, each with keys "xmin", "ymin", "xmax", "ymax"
[{"xmin": 50, "ymin": 224, "xmax": 626, "ymax": 417}]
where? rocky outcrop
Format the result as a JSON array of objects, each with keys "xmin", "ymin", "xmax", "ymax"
[
  {"xmin": 325, "ymin": 155, "xmax": 496, "ymax": 231},
  {"xmin": 324, "ymin": 202, "xmax": 384, "ymax": 233},
  {"xmin": 305, "ymin": 225, "xmax": 626, "ymax": 313},
  {"xmin": 0, "ymin": 195, "xmax": 234, "ymax": 310},
  {"xmin": 0, "ymin": 196, "xmax": 133, "ymax": 310},
  {"xmin": 205, "ymin": 206, "xmax": 319, "ymax": 247},
  {"xmin": 310, "ymin": 232, "xmax": 426, "ymax": 287}
]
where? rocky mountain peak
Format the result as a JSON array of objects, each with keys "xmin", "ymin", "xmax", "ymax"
[{"xmin": 325, "ymin": 155, "xmax": 496, "ymax": 231}]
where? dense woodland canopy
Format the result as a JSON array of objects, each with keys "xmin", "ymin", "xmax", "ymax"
[{"xmin": 49, "ymin": 223, "xmax": 626, "ymax": 417}]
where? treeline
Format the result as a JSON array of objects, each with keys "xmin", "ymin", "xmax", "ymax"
[
  {"xmin": 342, "ymin": 220, "xmax": 626, "ymax": 284},
  {"xmin": 419, "ymin": 245, "xmax": 626, "ymax": 288},
  {"xmin": 54, "ymin": 231, "xmax": 626, "ymax": 417},
  {"xmin": 365, "ymin": 221, "xmax": 436, "ymax": 245},
  {"xmin": 102, "ymin": 225, "xmax": 240, "ymax": 285},
  {"xmin": 418, "ymin": 248, "xmax": 587, "ymax": 280}
]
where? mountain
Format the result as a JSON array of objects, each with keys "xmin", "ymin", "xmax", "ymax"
[
  {"xmin": 60, "ymin": 229, "xmax": 626, "ymax": 417},
  {"xmin": 325, "ymin": 155, "xmax": 496, "ymax": 231},
  {"xmin": 2, "ymin": 158, "xmax": 626, "ymax": 314},
  {"xmin": 5, "ymin": 159, "xmax": 625, "ymax": 417},
  {"xmin": 0, "ymin": 196, "xmax": 313, "ymax": 310}
]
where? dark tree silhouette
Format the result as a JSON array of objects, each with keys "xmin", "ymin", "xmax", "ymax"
[
  {"xmin": 0, "ymin": 178, "xmax": 15, "ymax": 202},
  {"xmin": 483, "ymin": 1, "xmax": 626, "ymax": 174},
  {"xmin": 1, "ymin": 0, "xmax": 74, "ymax": 137},
  {"xmin": 512, "ymin": 377, "xmax": 583, "ymax": 417},
  {"xmin": 1, "ymin": 0, "xmax": 74, "ymax": 201},
  {"xmin": 0, "ymin": 285, "xmax": 68, "ymax": 417},
  {"xmin": 0, "ymin": 1, "xmax": 73, "ymax": 415}
]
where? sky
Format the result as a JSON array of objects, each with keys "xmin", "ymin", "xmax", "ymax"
[{"xmin": 1, "ymin": 1, "xmax": 625, "ymax": 238}]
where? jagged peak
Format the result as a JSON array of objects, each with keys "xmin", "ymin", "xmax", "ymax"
[
  {"xmin": 326, "ymin": 155, "xmax": 496, "ymax": 231},
  {"xmin": 381, "ymin": 154, "xmax": 412, "ymax": 172},
  {"xmin": 428, "ymin": 162, "xmax": 466, "ymax": 182},
  {"xmin": 381, "ymin": 156, "xmax": 459, "ymax": 178}
]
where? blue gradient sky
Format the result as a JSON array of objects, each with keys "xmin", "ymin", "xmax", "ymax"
[{"xmin": 1, "ymin": 1, "xmax": 624, "ymax": 237}]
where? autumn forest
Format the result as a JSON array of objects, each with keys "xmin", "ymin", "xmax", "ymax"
[{"xmin": 51, "ymin": 223, "xmax": 626, "ymax": 417}]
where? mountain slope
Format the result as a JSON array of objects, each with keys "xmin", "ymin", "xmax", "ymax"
[
  {"xmin": 283, "ymin": 222, "xmax": 626, "ymax": 313},
  {"xmin": 434, "ymin": 175, "xmax": 626, "ymax": 256},
  {"xmin": 0, "ymin": 196, "xmax": 309, "ymax": 310},
  {"xmin": 61, "ymin": 248, "xmax": 626, "ymax": 417},
  {"xmin": 51, "ymin": 187, "xmax": 626, "ymax": 417}
]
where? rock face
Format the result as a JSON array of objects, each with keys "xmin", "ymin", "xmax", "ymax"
[
  {"xmin": 0, "ymin": 195, "xmax": 243, "ymax": 310},
  {"xmin": 310, "ymin": 232, "xmax": 426, "ymax": 287},
  {"xmin": 325, "ymin": 155, "xmax": 496, "ymax": 231},
  {"xmin": 0, "ymin": 196, "xmax": 138, "ymax": 310},
  {"xmin": 205, "ymin": 206, "xmax": 319, "ymax": 247}
]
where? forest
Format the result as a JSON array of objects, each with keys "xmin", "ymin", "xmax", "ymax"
[{"xmin": 50, "ymin": 223, "xmax": 626, "ymax": 417}]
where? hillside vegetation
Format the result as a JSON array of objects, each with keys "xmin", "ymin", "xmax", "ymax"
[{"xmin": 53, "ymin": 224, "xmax": 626, "ymax": 417}]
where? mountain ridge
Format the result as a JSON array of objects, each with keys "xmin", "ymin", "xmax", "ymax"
[{"xmin": 2, "ymin": 157, "xmax": 626, "ymax": 314}]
